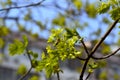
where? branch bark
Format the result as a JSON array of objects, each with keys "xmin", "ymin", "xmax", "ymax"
[
  {"xmin": 57, "ymin": 72, "xmax": 60, "ymax": 80},
  {"xmin": 79, "ymin": 18, "xmax": 120, "ymax": 80},
  {"xmin": 80, "ymin": 37, "xmax": 90, "ymax": 55},
  {"xmin": 92, "ymin": 48, "xmax": 120, "ymax": 60},
  {"xmin": 18, "ymin": 49, "xmax": 32, "ymax": 80},
  {"xmin": 0, "ymin": 0, "xmax": 45, "ymax": 11}
]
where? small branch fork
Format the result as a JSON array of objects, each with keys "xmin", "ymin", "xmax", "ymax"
[
  {"xmin": 18, "ymin": 49, "xmax": 32, "ymax": 80},
  {"xmin": 77, "ymin": 36, "xmax": 90, "ymax": 61},
  {"xmin": 0, "ymin": 0, "xmax": 45, "ymax": 11},
  {"xmin": 79, "ymin": 18, "xmax": 120, "ymax": 80}
]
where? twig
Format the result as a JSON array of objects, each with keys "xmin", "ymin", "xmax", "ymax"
[
  {"xmin": 80, "ymin": 37, "xmax": 90, "ymax": 55},
  {"xmin": 90, "ymin": 18, "xmax": 120, "ymax": 55},
  {"xmin": 0, "ymin": 0, "xmax": 45, "ymax": 11},
  {"xmin": 57, "ymin": 72, "xmax": 60, "ymax": 80},
  {"xmin": 18, "ymin": 67, "xmax": 32, "ymax": 80},
  {"xmin": 79, "ymin": 58, "xmax": 89, "ymax": 80},
  {"xmin": 79, "ymin": 18, "xmax": 120, "ymax": 80},
  {"xmin": 92, "ymin": 48, "xmax": 120, "ymax": 60},
  {"xmin": 18, "ymin": 49, "xmax": 32, "ymax": 80},
  {"xmin": 77, "ymin": 57, "xmax": 87, "ymax": 61},
  {"xmin": 85, "ymin": 73, "xmax": 91, "ymax": 80}
]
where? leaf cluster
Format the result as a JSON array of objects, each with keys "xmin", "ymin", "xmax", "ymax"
[
  {"xmin": 98, "ymin": 0, "xmax": 120, "ymax": 20},
  {"xmin": 9, "ymin": 35, "xmax": 28, "ymax": 55},
  {"xmin": 32, "ymin": 28, "xmax": 82, "ymax": 78}
]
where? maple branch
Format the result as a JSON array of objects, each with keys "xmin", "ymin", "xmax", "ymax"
[
  {"xmin": 91, "ymin": 18, "xmax": 120, "ymax": 55},
  {"xmin": 85, "ymin": 73, "xmax": 91, "ymax": 80},
  {"xmin": 79, "ymin": 18, "xmax": 120, "ymax": 80},
  {"xmin": 18, "ymin": 49, "xmax": 32, "ymax": 80},
  {"xmin": 0, "ymin": 0, "xmax": 45, "ymax": 11},
  {"xmin": 92, "ymin": 48, "xmax": 120, "ymax": 60},
  {"xmin": 80, "ymin": 37, "xmax": 90, "ymax": 55},
  {"xmin": 77, "ymin": 57, "xmax": 87, "ymax": 61},
  {"xmin": 57, "ymin": 72, "xmax": 60, "ymax": 80}
]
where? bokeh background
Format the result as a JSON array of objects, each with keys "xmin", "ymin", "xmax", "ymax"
[{"xmin": 0, "ymin": 0, "xmax": 120, "ymax": 80}]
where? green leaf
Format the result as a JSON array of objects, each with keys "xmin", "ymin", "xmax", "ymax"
[
  {"xmin": 29, "ymin": 76, "xmax": 39, "ymax": 80},
  {"xmin": 0, "ymin": 38, "xmax": 4, "ymax": 48},
  {"xmin": 17, "ymin": 64, "xmax": 27, "ymax": 75},
  {"xmin": 99, "ymin": 71, "xmax": 107, "ymax": 80},
  {"xmin": 9, "ymin": 39, "xmax": 25, "ymax": 55},
  {"xmin": 0, "ymin": 26, "xmax": 9, "ymax": 37},
  {"xmin": 88, "ymin": 68, "xmax": 93, "ymax": 73},
  {"xmin": 73, "ymin": 0, "xmax": 82, "ymax": 10},
  {"xmin": 32, "ymin": 60, "xmax": 39, "ymax": 68},
  {"xmin": 24, "ymin": 14, "xmax": 30, "ymax": 21},
  {"xmin": 52, "ymin": 15, "xmax": 65, "ymax": 26},
  {"xmin": 109, "ymin": 8, "xmax": 120, "ymax": 20},
  {"xmin": 6, "ymin": 0, "xmax": 12, "ymax": 5},
  {"xmin": 98, "ymin": 2, "xmax": 110, "ymax": 14},
  {"xmin": 36, "ymin": 21, "xmax": 45, "ymax": 29},
  {"xmin": 85, "ymin": 3, "xmax": 97, "ymax": 18},
  {"xmin": 45, "ymin": 64, "xmax": 53, "ymax": 78},
  {"xmin": 22, "ymin": 35, "xmax": 28, "ymax": 47},
  {"xmin": 33, "ymin": 53, "xmax": 38, "ymax": 59},
  {"xmin": 9, "ymin": 35, "xmax": 28, "ymax": 56}
]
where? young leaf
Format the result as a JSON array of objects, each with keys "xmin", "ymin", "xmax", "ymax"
[
  {"xmin": 98, "ymin": 2, "xmax": 110, "ymax": 14},
  {"xmin": 9, "ymin": 35, "xmax": 28, "ymax": 56},
  {"xmin": 0, "ymin": 38, "xmax": 4, "ymax": 48},
  {"xmin": 23, "ymin": 35, "xmax": 28, "ymax": 47},
  {"xmin": 9, "ymin": 39, "xmax": 25, "ymax": 55},
  {"xmin": 17, "ymin": 64, "xmax": 27, "ymax": 75}
]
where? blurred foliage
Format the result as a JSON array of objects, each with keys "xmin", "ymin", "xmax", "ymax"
[
  {"xmin": 29, "ymin": 76, "xmax": 39, "ymax": 80},
  {"xmin": 9, "ymin": 35, "xmax": 28, "ymax": 55},
  {"xmin": 85, "ymin": 2, "xmax": 97, "ymax": 18},
  {"xmin": 113, "ymin": 73, "xmax": 120, "ymax": 80},
  {"xmin": 0, "ymin": 26, "xmax": 9, "ymax": 37},
  {"xmin": 99, "ymin": 70, "xmax": 107, "ymax": 80},
  {"xmin": 72, "ymin": 0, "xmax": 82, "ymax": 10},
  {"xmin": 98, "ymin": 0, "xmax": 120, "ymax": 20},
  {"xmin": 17, "ymin": 64, "xmax": 27, "ymax": 75},
  {"xmin": 52, "ymin": 14, "xmax": 66, "ymax": 26},
  {"xmin": 0, "ymin": 38, "xmax": 4, "ymax": 48}
]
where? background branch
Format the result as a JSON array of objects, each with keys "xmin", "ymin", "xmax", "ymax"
[
  {"xmin": 57, "ymin": 72, "xmax": 60, "ymax": 80},
  {"xmin": 0, "ymin": 0, "xmax": 45, "ymax": 11},
  {"xmin": 79, "ymin": 18, "xmax": 119, "ymax": 80},
  {"xmin": 85, "ymin": 73, "xmax": 91, "ymax": 80},
  {"xmin": 18, "ymin": 49, "xmax": 32, "ymax": 80},
  {"xmin": 90, "ymin": 18, "xmax": 120, "ymax": 55}
]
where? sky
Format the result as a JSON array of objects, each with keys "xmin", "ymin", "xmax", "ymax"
[{"xmin": 0, "ymin": 0, "xmax": 119, "ymax": 44}]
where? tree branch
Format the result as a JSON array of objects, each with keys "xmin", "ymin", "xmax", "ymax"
[
  {"xmin": 77, "ymin": 57, "xmax": 87, "ymax": 61},
  {"xmin": 92, "ymin": 48, "xmax": 120, "ymax": 60},
  {"xmin": 79, "ymin": 18, "xmax": 119, "ymax": 80},
  {"xmin": 91, "ymin": 18, "xmax": 120, "ymax": 55},
  {"xmin": 18, "ymin": 49, "xmax": 32, "ymax": 80},
  {"xmin": 80, "ymin": 37, "xmax": 90, "ymax": 55},
  {"xmin": 0, "ymin": 0, "xmax": 45, "ymax": 11},
  {"xmin": 85, "ymin": 73, "xmax": 91, "ymax": 80},
  {"xmin": 57, "ymin": 72, "xmax": 60, "ymax": 80}
]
